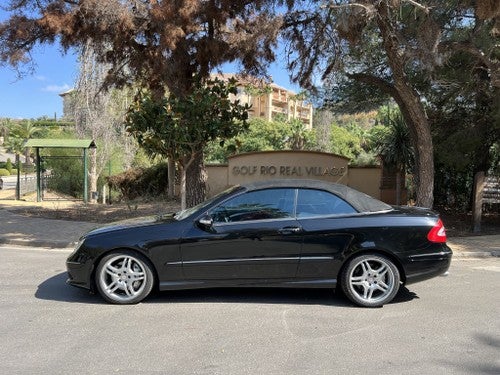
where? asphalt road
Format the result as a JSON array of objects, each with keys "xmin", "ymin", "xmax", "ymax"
[{"xmin": 1, "ymin": 245, "xmax": 499, "ymax": 375}]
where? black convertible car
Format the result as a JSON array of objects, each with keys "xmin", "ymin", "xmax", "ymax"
[{"xmin": 67, "ymin": 179, "xmax": 452, "ymax": 307}]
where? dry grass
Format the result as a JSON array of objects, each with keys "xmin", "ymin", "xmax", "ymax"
[{"xmin": 0, "ymin": 190, "xmax": 181, "ymax": 223}]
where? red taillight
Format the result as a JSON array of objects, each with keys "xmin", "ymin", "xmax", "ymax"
[{"xmin": 427, "ymin": 219, "xmax": 447, "ymax": 243}]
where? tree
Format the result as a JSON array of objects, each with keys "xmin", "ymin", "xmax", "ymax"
[
  {"xmin": 126, "ymin": 78, "xmax": 250, "ymax": 210},
  {"xmin": 9, "ymin": 120, "xmax": 42, "ymax": 165},
  {"xmin": 371, "ymin": 107, "xmax": 414, "ymax": 205},
  {"xmin": 287, "ymin": 118, "xmax": 313, "ymax": 150},
  {"xmin": 0, "ymin": 118, "xmax": 13, "ymax": 140},
  {"xmin": 205, "ymin": 116, "xmax": 316, "ymax": 163},
  {"xmin": 284, "ymin": 1, "xmax": 433, "ymax": 207},
  {"xmin": 283, "ymin": 0, "xmax": 499, "ymax": 208},
  {"xmin": 73, "ymin": 41, "xmax": 136, "ymax": 203},
  {"xmin": 3, "ymin": 135, "xmax": 24, "ymax": 199},
  {"xmin": 0, "ymin": 0, "xmax": 285, "ymax": 206},
  {"xmin": 313, "ymin": 109, "xmax": 335, "ymax": 152},
  {"xmin": 429, "ymin": 47, "xmax": 499, "ymax": 209},
  {"xmin": 329, "ymin": 124, "xmax": 362, "ymax": 160}
]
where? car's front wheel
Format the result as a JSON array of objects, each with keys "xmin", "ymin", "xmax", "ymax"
[
  {"xmin": 95, "ymin": 250, "xmax": 154, "ymax": 304},
  {"xmin": 341, "ymin": 254, "xmax": 400, "ymax": 307}
]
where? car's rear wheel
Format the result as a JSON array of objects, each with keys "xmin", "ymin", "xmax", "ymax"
[
  {"xmin": 95, "ymin": 250, "xmax": 154, "ymax": 304},
  {"xmin": 341, "ymin": 254, "xmax": 400, "ymax": 307}
]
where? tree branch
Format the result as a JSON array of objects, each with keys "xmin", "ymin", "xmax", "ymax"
[
  {"xmin": 322, "ymin": 3, "xmax": 373, "ymax": 12},
  {"xmin": 402, "ymin": 0, "xmax": 430, "ymax": 14},
  {"xmin": 346, "ymin": 72, "xmax": 400, "ymax": 100}
]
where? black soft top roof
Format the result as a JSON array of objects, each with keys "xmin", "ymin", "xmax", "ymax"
[{"xmin": 242, "ymin": 179, "xmax": 392, "ymax": 213}]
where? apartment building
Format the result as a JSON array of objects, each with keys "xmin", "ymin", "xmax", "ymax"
[
  {"xmin": 214, "ymin": 73, "xmax": 313, "ymax": 129},
  {"xmin": 60, "ymin": 75, "xmax": 314, "ymax": 129},
  {"xmin": 58, "ymin": 88, "xmax": 76, "ymax": 121}
]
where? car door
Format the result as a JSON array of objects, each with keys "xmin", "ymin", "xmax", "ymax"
[
  {"xmin": 180, "ymin": 188, "xmax": 302, "ymax": 280},
  {"xmin": 295, "ymin": 188, "xmax": 359, "ymax": 279}
]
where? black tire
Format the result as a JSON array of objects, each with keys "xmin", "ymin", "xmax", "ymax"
[
  {"xmin": 95, "ymin": 250, "xmax": 154, "ymax": 304},
  {"xmin": 341, "ymin": 254, "xmax": 400, "ymax": 307}
]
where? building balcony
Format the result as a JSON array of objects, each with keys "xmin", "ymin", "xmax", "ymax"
[
  {"xmin": 271, "ymin": 106, "xmax": 289, "ymax": 115},
  {"xmin": 272, "ymin": 91, "xmax": 288, "ymax": 102}
]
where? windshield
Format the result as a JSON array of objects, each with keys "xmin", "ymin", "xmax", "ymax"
[{"xmin": 174, "ymin": 185, "xmax": 242, "ymax": 221}]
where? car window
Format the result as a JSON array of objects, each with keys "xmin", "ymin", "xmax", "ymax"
[
  {"xmin": 211, "ymin": 188, "xmax": 295, "ymax": 223},
  {"xmin": 175, "ymin": 185, "xmax": 242, "ymax": 221},
  {"xmin": 296, "ymin": 189, "xmax": 357, "ymax": 218}
]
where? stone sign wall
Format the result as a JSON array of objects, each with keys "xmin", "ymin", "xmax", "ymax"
[
  {"xmin": 228, "ymin": 151, "xmax": 349, "ymax": 185},
  {"xmin": 206, "ymin": 151, "xmax": 382, "ymax": 199}
]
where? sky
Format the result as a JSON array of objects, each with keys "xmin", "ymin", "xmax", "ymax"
[
  {"xmin": 0, "ymin": 44, "xmax": 77, "ymax": 120},
  {"xmin": 0, "ymin": 45, "xmax": 298, "ymax": 120},
  {"xmin": 0, "ymin": 8, "xmax": 299, "ymax": 120}
]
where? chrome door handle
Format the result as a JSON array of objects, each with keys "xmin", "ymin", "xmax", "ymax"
[{"xmin": 278, "ymin": 226, "xmax": 302, "ymax": 234}]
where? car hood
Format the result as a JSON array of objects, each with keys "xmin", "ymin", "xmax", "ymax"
[{"xmin": 84, "ymin": 213, "xmax": 178, "ymax": 237}]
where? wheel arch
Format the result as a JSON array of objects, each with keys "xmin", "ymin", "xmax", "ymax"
[{"xmin": 337, "ymin": 248, "xmax": 407, "ymax": 289}]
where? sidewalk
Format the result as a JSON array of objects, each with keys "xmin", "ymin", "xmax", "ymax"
[
  {"xmin": 0, "ymin": 206, "xmax": 499, "ymax": 256},
  {"xmin": 0, "ymin": 207, "xmax": 96, "ymax": 248},
  {"xmin": 447, "ymin": 235, "xmax": 500, "ymax": 258}
]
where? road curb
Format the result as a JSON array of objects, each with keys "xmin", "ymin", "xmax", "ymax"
[
  {"xmin": 0, "ymin": 238, "xmax": 76, "ymax": 249},
  {"xmin": 452, "ymin": 251, "xmax": 500, "ymax": 259}
]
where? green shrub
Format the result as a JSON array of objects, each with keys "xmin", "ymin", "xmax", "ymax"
[
  {"xmin": 10, "ymin": 169, "xmax": 18, "ymax": 175},
  {"xmin": 22, "ymin": 164, "xmax": 35, "ymax": 174},
  {"xmin": 45, "ymin": 150, "xmax": 84, "ymax": 198},
  {"xmin": 0, "ymin": 168, "xmax": 10, "ymax": 177},
  {"xmin": 5, "ymin": 158, "xmax": 12, "ymax": 173},
  {"xmin": 106, "ymin": 163, "xmax": 170, "ymax": 200}
]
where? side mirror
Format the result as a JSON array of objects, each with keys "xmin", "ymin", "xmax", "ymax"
[{"xmin": 197, "ymin": 215, "xmax": 214, "ymax": 231}]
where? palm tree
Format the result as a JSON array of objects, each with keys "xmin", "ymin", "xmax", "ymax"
[
  {"xmin": 0, "ymin": 118, "xmax": 14, "ymax": 145},
  {"xmin": 9, "ymin": 120, "xmax": 43, "ymax": 165},
  {"xmin": 371, "ymin": 108, "xmax": 414, "ymax": 205},
  {"xmin": 4, "ymin": 136, "xmax": 24, "ymax": 156},
  {"xmin": 4, "ymin": 136, "xmax": 25, "ymax": 199}
]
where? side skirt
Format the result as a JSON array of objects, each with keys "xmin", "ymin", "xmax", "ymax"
[{"xmin": 158, "ymin": 279, "xmax": 337, "ymax": 291}]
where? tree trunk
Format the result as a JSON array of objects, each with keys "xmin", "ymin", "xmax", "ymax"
[
  {"xmin": 168, "ymin": 158, "xmax": 176, "ymax": 198},
  {"xmin": 89, "ymin": 147, "xmax": 98, "ymax": 203},
  {"xmin": 472, "ymin": 171, "xmax": 485, "ymax": 233},
  {"xmin": 348, "ymin": 71, "xmax": 434, "ymax": 208},
  {"xmin": 377, "ymin": 4, "xmax": 434, "ymax": 208},
  {"xmin": 394, "ymin": 86, "xmax": 434, "ymax": 208},
  {"xmin": 185, "ymin": 152, "xmax": 207, "ymax": 208},
  {"xmin": 179, "ymin": 164, "xmax": 187, "ymax": 211},
  {"xmin": 24, "ymin": 147, "xmax": 32, "ymax": 166},
  {"xmin": 396, "ymin": 168, "xmax": 401, "ymax": 206}
]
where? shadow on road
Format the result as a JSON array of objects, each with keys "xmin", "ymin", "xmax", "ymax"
[
  {"xmin": 147, "ymin": 285, "xmax": 417, "ymax": 307},
  {"xmin": 147, "ymin": 287, "xmax": 353, "ymax": 307},
  {"xmin": 35, "ymin": 272, "xmax": 101, "ymax": 304},
  {"xmin": 36, "ymin": 272, "xmax": 419, "ymax": 307},
  {"xmin": 392, "ymin": 286, "xmax": 419, "ymax": 303}
]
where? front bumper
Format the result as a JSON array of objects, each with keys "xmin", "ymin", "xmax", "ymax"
[{"xmin": 66, "ymin": 260, "xmax": 93, "ymax": 290}]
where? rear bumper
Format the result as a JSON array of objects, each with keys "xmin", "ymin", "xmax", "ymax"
[{"xmin": 404, "ymin": 245, "xmax": 453, "ymax": 285}]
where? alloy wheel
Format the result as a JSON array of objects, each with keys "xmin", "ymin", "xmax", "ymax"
[{"xmin": 97, "ymin": 252, "xmax": 153, "ymax": 304}]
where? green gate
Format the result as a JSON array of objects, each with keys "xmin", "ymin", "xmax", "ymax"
[{"xmin": 24, "ymin": 139, "xmax": 96, "ymax": 203}]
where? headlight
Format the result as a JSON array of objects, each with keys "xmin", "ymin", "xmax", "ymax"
[{"xmin": 68, "ymin": 237, "xmax": 86, "ymax": 259}]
